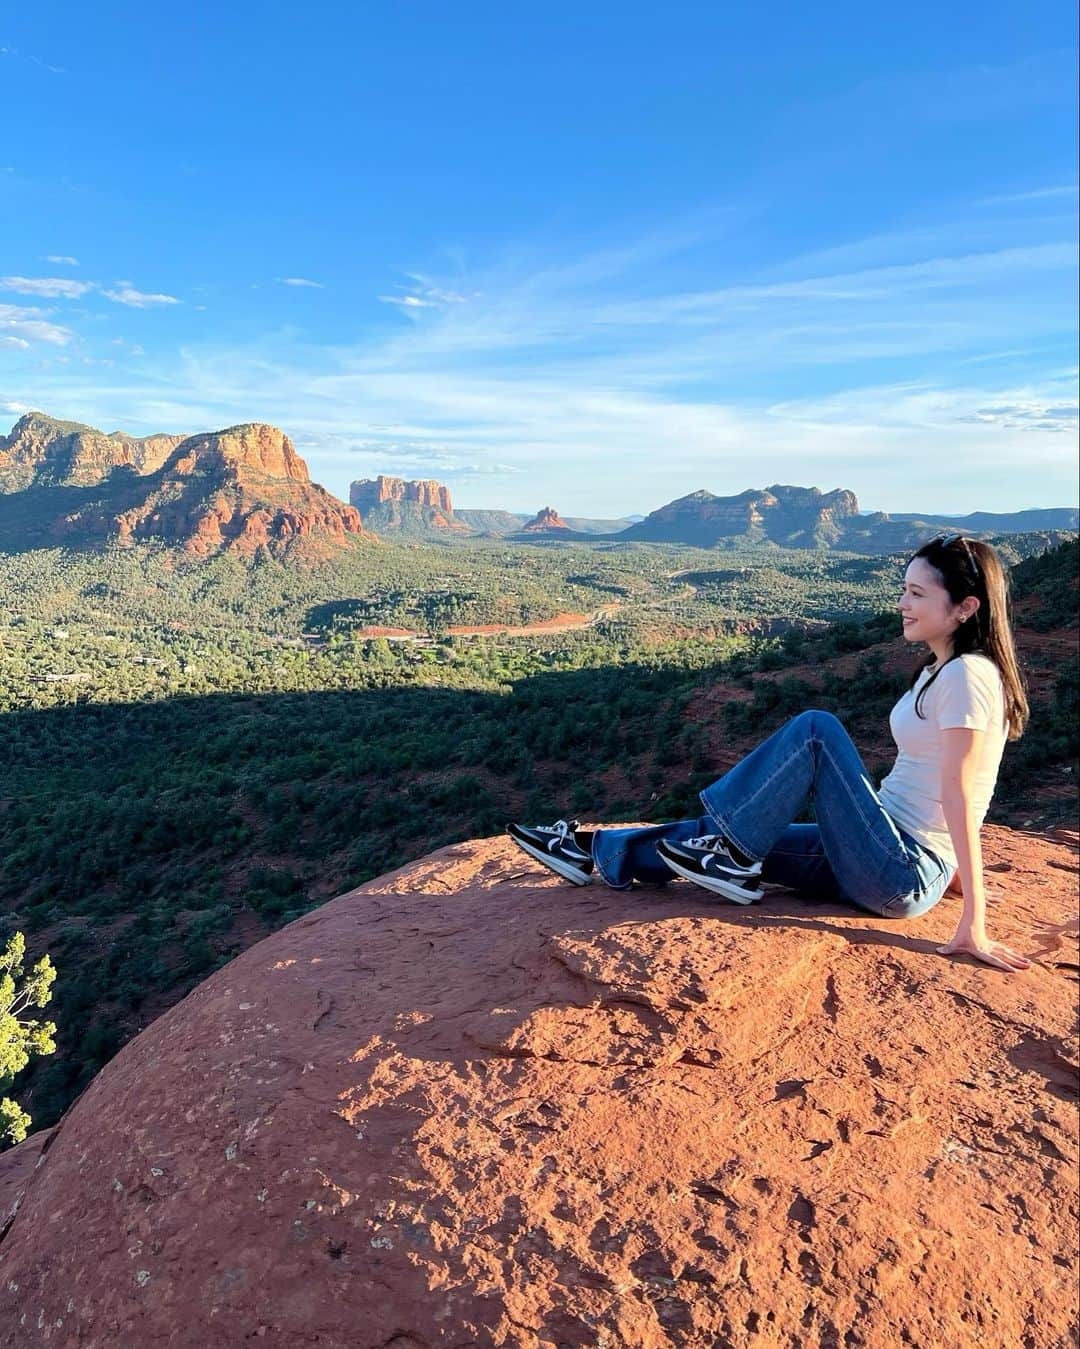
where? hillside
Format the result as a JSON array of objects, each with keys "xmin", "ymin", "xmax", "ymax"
[
  {"xmin": 0, "ymin": 422, "xmax": 368, "ymax": 556},
  {"xmin": 1, "ymin": 540, "xmax": 1075, "ymax": 1136},
  {"xmin": 1, "ymin": 826, "xmax": 1076, "ymax": 1346}
]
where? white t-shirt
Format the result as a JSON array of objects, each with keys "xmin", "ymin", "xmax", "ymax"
[{"xmin": 877, "ymin": 653, "xmax": 1009, "ymax": 872}]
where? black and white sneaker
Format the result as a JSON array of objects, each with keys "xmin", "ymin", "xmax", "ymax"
[
  {"xmin": 507, "ymin": 818, "xmax": 595, "ymax": 886},
  {"xmin": 656, "ymin": 834, "xmax": 764, "ymax": 903}
]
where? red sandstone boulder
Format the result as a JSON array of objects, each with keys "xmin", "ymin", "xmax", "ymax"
[{"xmin": 0, "ymin": 825, "xmax": 1076, "ymax": 1347}]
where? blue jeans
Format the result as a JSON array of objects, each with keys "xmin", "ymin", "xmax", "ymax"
[{"xmin": 591, "ymin": 709, "xmax": 953, "ymax": 919}]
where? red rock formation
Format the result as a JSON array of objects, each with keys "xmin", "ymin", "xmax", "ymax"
[
  {"xmin": 167, "ymin": 423, "xmax": 311, "ymax": 482},
  {"xmin": 0, "ymin": 412, "xmax": 184, "ymax": 491},
  {"xmin": 350, "ymin": 475, "xmax": 454, "ymax": 515},
  {"xmin": 522, "ymin": 505, "xmax": 570, "ymax": 532},
  {"xmin": 57, "ymin": 424, "xmax": 367, "ymax": 556},
  {"xmin": 0, "ymin": 826, "xmax": 1075, "ymax": 1347}
]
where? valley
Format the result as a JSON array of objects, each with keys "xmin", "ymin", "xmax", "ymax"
[{"xmin": 0, "ymin": 410, "xmax": 1075, "ymax": 1145}]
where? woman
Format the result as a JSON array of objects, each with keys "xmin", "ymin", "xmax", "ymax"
[{"xmin": 509, "ymin": 535, "xmax": 1032, "ymax": 974}]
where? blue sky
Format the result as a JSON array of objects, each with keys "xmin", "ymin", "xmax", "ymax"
[{"xmin": 1, "ymin": 1, "xmax": 1077, "ymax": 515}]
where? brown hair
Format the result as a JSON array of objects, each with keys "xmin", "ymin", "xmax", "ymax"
[{"xmin": 906, "ymin": 536, "xmax": 1029, "ymax": 740}]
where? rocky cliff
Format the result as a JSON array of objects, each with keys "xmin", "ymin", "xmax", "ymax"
[
  {"xmin": 350, "ymin": 475, "xmax": 454, "ymax": 515},
  {"xmin": 349, "ymin": 475, "xmax": 469, "ymax": 537},
  {"xmin": 1, "ymin": 827, "xmax": 1075, "ymax": 1347},
  {"xmin": 58, "ymin": 423, "xmax": 366, "ymax": 556},
  {"xmin": 0, "ymin": 412, "xmax": 185, "ymax": 492}
]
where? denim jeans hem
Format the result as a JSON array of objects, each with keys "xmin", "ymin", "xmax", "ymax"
[
  {"xmin": 698, "ymin": 791, "xmax": 761, "ymax": 864},
  {"xmin": 590, "ymin": 842, "xmax": 635, "ymax": 891}
]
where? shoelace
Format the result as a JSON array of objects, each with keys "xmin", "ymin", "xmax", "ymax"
[
  {"xmin": 538, "ymin": 819, "xmax": 579, "ymax": 842},
  {"xmin": 686, "ymin": 834, "xmax": 726, "ymax": 850}
]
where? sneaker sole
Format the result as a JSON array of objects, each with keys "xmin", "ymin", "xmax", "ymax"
[
  {"xmin": 509, "ymin": 834, "xmax": 594, "ymax": 886},
  {"xmin": 657, "ymin": 848, "xmax": 763, "ymax": 903}
]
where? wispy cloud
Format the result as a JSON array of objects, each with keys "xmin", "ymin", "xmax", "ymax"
[
  {"xmin": 43, "ymin": 254, "xmax": 80, "ymax": 266},
  {"xmin": 0, "ymin": 302, "xmax": 72, "ymax": 346},
  {"xmin": 277, "ymin": 277, "xmax": 325, "ymax": 289},
  {"xmin": 0, "ymin": 276, "xmax": 94, "ymax": 299},
  {"xmin": 5, "ymin": 192, "xmax": 1076, "ymax": 513},
  {"xmin": 101, "ymin": 285, "xmax": 180, "ymax": 308},
  {"xmin": 0, "ymin": 274, "xmax": 181, "ymax": 310},
  {"xmin": 0, "ymin": 43, "xmax": 66, "ymax": 75},
  {"xmin": 379, "ymin": 293, "xmax": 439, "ymax": 310},
  {"xmin": 977, "ymin": 184, "xmax": 1079, "ymax": 207},
  {"xmin": 380, "ymin": 274, "xmax": 479, "ymax": 312}
]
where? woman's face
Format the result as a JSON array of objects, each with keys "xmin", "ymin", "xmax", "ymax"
[{"xmin": 898, "ymin": 556, "xmax": 973, "ymax": 651}]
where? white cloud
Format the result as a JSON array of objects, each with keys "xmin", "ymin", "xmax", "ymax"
[
  {"xmin": 0, "ymin": 336, "xmax": 30, "ymax": 350},
  {"xmin": 380, "ymin": 274, "xmax": 481, "ymax": 312},
  {"xmin": 0, "ymin": 303, "xmax": 72, "ymax": 346},
  {"xmin": 277, "ymin": 277, "xmax": 325, "ymax": 289},
  {"xmin": 0, "ymin": 276, "xmax": 94, "ymax": 299},
  {"xmin": 6, "ymin": 201, "xmax": 1076, "ymax": 514},
  {"xmin": 379, "ymin": 294, "xmax": 438, "ymax": 309},
  {"xmin": 1, "ymin": 400, "xmax": 32, "ymax": 413},
  {"xmin": 101, "ymin": 286, "xmax": 180, "ymax": 308},
  {"xmin": 43, "ymin": 255, "xmax": 80, "ymax": 266}
]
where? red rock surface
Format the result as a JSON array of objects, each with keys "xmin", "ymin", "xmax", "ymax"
[
  {"xmin": 58, "ymin": 423, "xmax": 367, "ymax": 556},
  {"xmin": 1, "ymin": 826, "xmax": 1076, "ymax": 1347},
  {"xmin": 522, "ymin": 506, "xmax": 571, "ymax": 532},
  {"xmin": 351, "ymin": 475, "xmax": 455, "ymax": 514},
  {"xmin": 166, "ymin": 423, "xmax": 311, "ymax": 483}
]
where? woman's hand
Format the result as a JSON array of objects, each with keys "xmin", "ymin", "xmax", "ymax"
[{"xmin": 937, "ymin": 926, "xmax": 1031, "ymax": 972}]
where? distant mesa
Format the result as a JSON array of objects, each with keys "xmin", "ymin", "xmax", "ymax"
[
  {"xmin": 350, "ymin": 474, "xmax": 453, "ymax": 515},
  {"xmin": 0, "ymin": 413, "xmax": 368, "ymax": 557},
  {"xmin": 620, "ymin": 485, "xmax": 861, "ymax": 548},
  {"xmin": 618, "ymin": 486, "xmax": 1078, "ymax": 552},
  {"xmin": 0, "ymin": 411, "xmax": 185, "ymax": 492},
  {"xmin": 521, "ymin": 505, "xmax": 570, "ymax": 533},
  {"xmin": 349, "ymin": 474, "xmax": 469, "ymax": 536},
  {"xmin": 349, "ymin": 476, "xmax": 636, "ymax": 539},
  {"xmin": 352, "ymin": 474, "xmax": 1075, "ymax": 551},
  {"xmin": 3, "ymin": 416, "xmax": 1076, "ymax": 556}
]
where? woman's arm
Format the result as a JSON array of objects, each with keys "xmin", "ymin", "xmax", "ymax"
[{"xmin": 935, "ymin": 727, "xmax": 1030, "ymax": 972}]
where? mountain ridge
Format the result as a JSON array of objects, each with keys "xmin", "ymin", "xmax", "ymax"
[{"xmin": 2, "ymin": 414, "xmax": 1076, "ymax": 555}]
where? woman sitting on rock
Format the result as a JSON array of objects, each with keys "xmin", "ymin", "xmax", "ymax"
[{"xmin": 509, "ymin": 535, "xmax": 1031, "ymax": 974}]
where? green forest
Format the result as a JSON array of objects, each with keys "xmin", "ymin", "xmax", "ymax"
[{"xmin": 0, "ymin": 534, "xmax": 1076, "ymax": 1140}]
